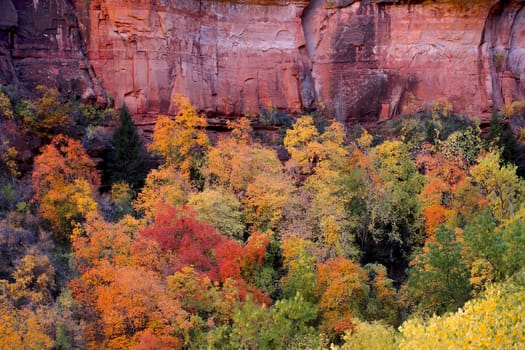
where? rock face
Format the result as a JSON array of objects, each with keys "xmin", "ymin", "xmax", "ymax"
[
  {"xmin": 0, "ymin": 0, "xmax": 104, "ymax": 103},
  {"xmin": 1, "ymin": 0, "xmax": 525, "ymax": 124},
  {"xmin": 77, "ymin": 0, "xmax": 310, "ymax": 118},
  {"xmin": 304, "ymin": 0, "xmax": 525, "ymax": 122}
]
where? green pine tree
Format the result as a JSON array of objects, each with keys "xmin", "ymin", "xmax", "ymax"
[
  {"xmin": 485, "ymin": 109, "xmax": 521, "ymax": 170},
  {"xmin": 105, "ymin": 104, "xmax": 146, "ymax": 190}
]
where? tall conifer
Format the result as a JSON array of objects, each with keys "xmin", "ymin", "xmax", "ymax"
[{"xmin": 105, "ymin": 104, "xmax": 145, "ymax": 189}]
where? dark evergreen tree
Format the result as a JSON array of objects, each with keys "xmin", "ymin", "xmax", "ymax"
[
  {"xmin": 485, "ymin": 110, "xmax": 522, "ymax": 173},
  {"xmin": 105, "ymin": 104, "xmax": 146, "ymax": 190}
]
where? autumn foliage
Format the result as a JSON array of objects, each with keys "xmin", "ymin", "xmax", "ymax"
[
  {"xmin": 139, "ymin": 204, "xmax": 270, "ymax": 301},
  {"xmin": 5, "ymin": 90, "xmax": 525, "ymax": 349},
  {"xmin": 32, "ymin": 134, "xmax": 100, "ymax": 239}
]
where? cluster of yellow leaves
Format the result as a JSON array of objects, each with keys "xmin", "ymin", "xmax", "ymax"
[
  {"xmin": 0, "ymin": 298, "xmax": 53, "ymax": 350},
  {"xmin": 372, "ymin": 141, "xmax": 410, "ymax": 180},
  {"xmin": 0, "ymin": 250, "xmax": 56, "ymax": 350},
  {"xmin": 148, "ymin": 95, "xmax": 209, "ymax": 179},
  {"xmin": 432, "ymin": 98, "xmax": 453, "ymax": 119},
  {"xmin": 1, "ymin": 249, "xmax": 56, "ymax": 307},
  {"xmin": 284, "ymin": 116, "xmax": 321, "ymax": 173},
  {"xmin": 400, "ymin": 278, "xmax": 525, "ymax": 349},
  {"xmin": 470, "ymin": 151, "xmax": 525, "ymax": 221},
  {"xmin": 227, "ymin": 117, "xmax": 253, "ymax": 144},
  {"xmin": 305, "ymin": 165, "xmax": 353, "ymax": 256},
  {"xmin": 244, "ymin": 172, "xmax": 292, "ymax": 231},
  {"xmin": 134, "ymin": 166, "xmax": 191, "ymax": 220},
  {"xmin": 284, "ymin": 116, "xmax": 348, "ymax": 174},
  {"xmin": 332, "ymin": 320, "xmax": 398, "ymax": 350},
  {"xmin": 22, "ymin": 86, "xmax": 73, "ymax": 140},
  {"xmin": 0, "ymin": 140, "xmax": 19, "ymax": 178},
  {"xmin": 281, "ymin": 237, "xmax": 314, "ymax": 271},
  {"xmin": 0, "ymin": 90, "xmax": 13, "ymax": 119},
  {"xmin": 285, "ymin": 117, "xmax": 353, "ymax": 255},
  {"xmin": 44, "ymin": 179, "xmax": 99, "ymax": 239},
  {"xmin": 204, "ymin": 137, "xmax": 282, "ymax": 193}
]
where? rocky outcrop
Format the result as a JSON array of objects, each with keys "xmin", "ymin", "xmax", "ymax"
[
  {"xmin": 304, "ymin": 0, "xmax": 523, "ymax": 122},
  {"xmin": 76, "ymin": 0, "xmax": 310, "ymax": 120},
  {"xmin": 0, "ymin": 0, "xmax": 104, "ymax": 103},
  {"xmin": 2, "ymin": 0, "xmax": 525, "ymax": 124},
  {"xmin": 482, "ymin": 0, "xmax": 525, "ymax": 110}
]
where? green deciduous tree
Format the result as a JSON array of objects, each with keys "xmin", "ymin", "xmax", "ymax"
[
  {"xmin": 464, "ymin": 208, "xmax": 525, "ymax": 282},
  {"xmin": 404, "ymin": 226, "xmax": 471, "ymax": 316},
  {"xmin": 188, "ymin": 188, "xmax": 245, "ymax": 240},
  {"xmin": 484, "ymin": 110, "xmax": 522, "ymax": 169},
  {"xmin": 351, "ymin": 139, "xmax": 426, "ymax": 266},
  {"xmin": 224, "ymin": 293, "xmax": 319, "ymax": 350},
  {"xmin": 280, "ymin": 237, "xmax": 317, "ymax": 303}
]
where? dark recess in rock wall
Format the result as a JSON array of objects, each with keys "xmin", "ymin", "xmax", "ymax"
[
  {"xmin": 0, "ymin": 0, "xmax": 104, "ymax": 103},
  {"xmin": 0, "ymin": 0, "xmax": 524, "ymax": 125}
]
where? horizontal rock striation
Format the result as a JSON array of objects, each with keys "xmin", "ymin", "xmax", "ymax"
[{"xmin": 1, "ymin": 0, "xmax": 525, "ymax": 124}]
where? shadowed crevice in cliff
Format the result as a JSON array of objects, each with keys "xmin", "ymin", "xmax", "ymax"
[
  {"xmin": 301, "ymin": 0, "xmax": 325, "ymax": 59},
  {"xmin": 299, "ymin": 0, "xmax": 325, "ymax": 109},
  {"xmin": 322, "ymin": 2, "xmax": 388, "ymax": 122},
  {"xmin": 481, "ymin": 0, "xmax": 525, "ymax": 112},
  {"xmin": 0, "ymin": 0, "xmax": 19, "ymax": 85}
]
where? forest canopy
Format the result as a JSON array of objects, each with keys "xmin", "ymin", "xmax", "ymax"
[{"xmin": 1, "ymin": 89, "xmax": 525, "ymax": 349}]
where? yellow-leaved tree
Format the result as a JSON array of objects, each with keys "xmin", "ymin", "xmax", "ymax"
[
  {"xmin": 148, "ymin": 95, "xmax": 209, "ymax": 183},
  {"xmin": 204, "ymin": 138, "xmax": 283, "ymax": 194},
  {"xmin": 470, "ymin": 151, "xmax": 525, "ymax": 221},
  {"xmin": 400, "ymin": 273, "xmax": 525, "ymax": 349},
  {"xmin": 0, "ymin": 297, "xmax": 53, "ymax": 350},
  {"xmin": 134, "ymin": 166, "xmax": 192, "ymax": 221}
]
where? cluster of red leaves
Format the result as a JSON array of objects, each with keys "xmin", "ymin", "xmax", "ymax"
[{"xmin": 137, "ymin": 203, "xmax": 270, "ymax": 304}]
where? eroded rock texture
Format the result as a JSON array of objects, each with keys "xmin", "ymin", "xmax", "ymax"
[
  {"xmin": 77, "ymin": 0, "xmax": 310, "ymax": 118},
  {"xmin": 1, "ymin": 0, "xmax": 525, "ymax": 124},
  {"xmin": 0, "ymin": 0, "xmax": 105, "ymax": 103}
]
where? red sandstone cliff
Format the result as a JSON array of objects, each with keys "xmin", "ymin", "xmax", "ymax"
[
  {"xmin": 1, "ymin": 0, "xmax": 524, "ymax": 123},
  {"xmin": 0, "ymin": 0, "xmax": 105, "ymax": 103}
]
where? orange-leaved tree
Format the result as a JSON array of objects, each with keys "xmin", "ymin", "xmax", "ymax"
[
  {"xmin": 416, "ymin": 146, "xmax": 467, "ymax": 237},
  {"xmin": 315, "ymin": 257, "xmax": 369, "ymax": 341},
  {"xmin": 32, "ymin": 134, "xmax": 100, "ymax": 241}
]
